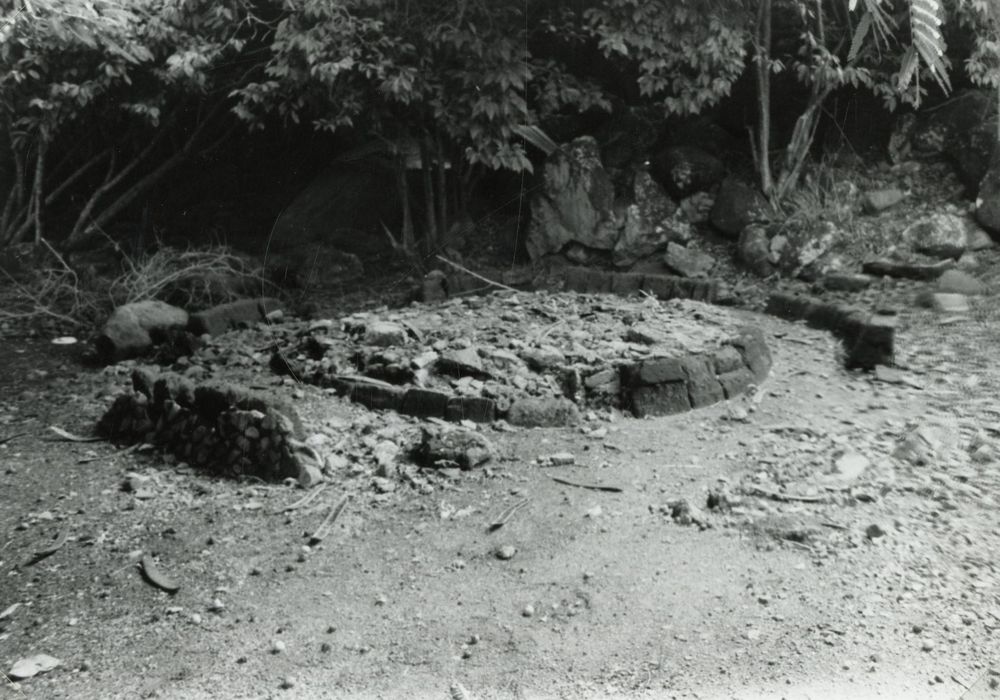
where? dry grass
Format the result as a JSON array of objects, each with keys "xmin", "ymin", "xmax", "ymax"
[{"xmin": 0, "ymin": 237, "xmax": 275, "ymax": 330}]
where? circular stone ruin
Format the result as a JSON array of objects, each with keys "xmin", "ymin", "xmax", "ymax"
[{"xmin": 270, "ymin": 291, "xmax": 772, "ymax": 424}]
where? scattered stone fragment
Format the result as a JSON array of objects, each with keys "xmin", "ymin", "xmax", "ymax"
[
  {"xmin": 861, "ymin": 188, "xmax": 906, "ymax": 214},
  {"xmin": 415, "ymin": 427, "xmax": 495, "ymax": 470},
  {"xmin": 894, "ymin": 421, "xmax": 955, "ymax": 466},
  {"xmin": 364, "ymin": 321, "xmax": 408, "ymax": 347},
  {"xmin": 937, "ymin": 269, "xmax": 987, "ymax": 295},
  {"xmin": 139, "ymin": 555, "xmax": 180, "ymax": 594},
  {"xmin": 8, "ymin": 654, "xmax": 61, "ymax": 681},
  {"xmin": 520, "ymin": 346, "xmax": 565, "ymax": 371},
  {"xmin": 821, "ymin": 273, "xmax": 873, "ymax": 292},
  {"xmin": 831, "ymin": 451, "xmax": 870, "ymax": 482},
  {"xmin": 662, "ymin": 499, "xmax": 710, "ymax": 529},
  {"xmin": 539, "ymin": 452, "xmax": 575, "ymax": 466},
  {"xmin": 495, "ymin": 545, "xmax": 517, "ymax": 560},
  {"xmin": 623, "ymin": 324, "xmax": 662, "ymax": 345}
]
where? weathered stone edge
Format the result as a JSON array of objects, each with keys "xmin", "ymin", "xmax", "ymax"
[
  {"xmin": 765, "ymin": 292, "xmax": 896, "ymax": 369},
  {"xmin": 95, "ymin": 369, "xmax": 317, "ymax": 484}
]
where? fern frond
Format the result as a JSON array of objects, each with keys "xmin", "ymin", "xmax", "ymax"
[{"xmin": 909, "ymin": 0, "xmax": 951, "ymax": 93}]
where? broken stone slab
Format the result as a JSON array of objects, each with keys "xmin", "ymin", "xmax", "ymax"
[
  {"xmin": 506, "ymin": 397, "xmax": 580, "ymax": 427},
  {"xmin": 862, "ymin": 258, "xmax": 953, "ymax": 280},
  {"xmin": 915, "ymin": 291, "xmax": 971, "ymax": 313},
  {"xmin": 436, "ymin": 347, "xmax": 491, "ymax": 379},
  {"xmin": 187, "ymin": 297, "xmax": 283, "ymax": 337},
  {"xmin": 937, "ymin": 269, "xmax": 987, "ymax": 295},
  {"xmin": 96, "ymin": 300, "xmax": 189, "ymax": 362}
]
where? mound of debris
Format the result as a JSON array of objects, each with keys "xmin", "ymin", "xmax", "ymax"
[{"xmin": 264, "ymin": 290, "xmax": 772, "ymax": 423}]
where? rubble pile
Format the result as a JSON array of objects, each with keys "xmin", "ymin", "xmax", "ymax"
[
  {"xmin": 97, "ymin": 368, "xmax": 320, "ymax": 484},
  {"xmin": 267, "ymin": 291, "xmax": 772, "ymax": 422}
]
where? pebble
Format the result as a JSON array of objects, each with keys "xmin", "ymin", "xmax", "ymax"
[
  {"xmin": 522, "ymin": 604, "xmax": 535, "ymax": 618},
  {"xmin": 209, "ymin": 598, "xmax": 225, "ymax": 613},
  {"xmin": 495, "ymin": 545, "xmax": 517, "ymax": 560},
  {"xmin": 280, "ymin": 675, "xmax": 295, "ymax": 689},
  {"xmin": 865, "ymin": 523, "xmax": 886, "ymax": 540},
  {"xmin": 271, "ymin": 640, "xmax": 286, "ymax": 654},
  {"xmin": 921, "ymin": 640, "xmax": 935, "ymax": 652},
  {"xmin": 190, "ymin": 613, "xmax": 202, "ymax": 625}
]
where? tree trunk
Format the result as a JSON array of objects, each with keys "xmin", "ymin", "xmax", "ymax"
[
  {"xmin": 419, "ymin": 136, "xmax": 437, "ymax": 254},
  {"xmin": 755, "ymin": 0, "xmax": 774, "ymax": 198},
  {"xmin": 434, "ymin": 131, "xmax": 448, "ymax": 241},
  {"xmin": 30, "ymin": 134, "xmax": 46, "ymax": 245},
  {"xmin": 396, "ymin": 154, "xmax": 415, "ymax": 253}
]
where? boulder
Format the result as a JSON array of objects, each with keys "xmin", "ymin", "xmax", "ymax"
[
  {"xmin": 737, "ymin": 225, "xmax": 775, "ymax": 277},
  {"xmin": 415, "ymin": 427, "xmax": 495, "ymax": 470},
  {"xmin": 649, "ymin": 145, "xmax": 724, "ymax": 199},
  {"xmin": 363, "ymin": 321, "xmax": 408, "ymax": 347},
  {"xmin": 937, "ymin": 269, "xmax": 987, "ymax": 295},
  {"xmin": 775, "ymin": 221, "xmax": 840, "ymax": 277},
  {"xmin": 527, "ymin": 136, "xmax": 620, "ymax": 260},
  {"xmin": 901, "ymin": 89, "xmax": 998, "ymax": 195},
  {"xmin": 977, "ymin": 157, "xmax": 1000, "ymax": 237},
  {"xmin": 710, "ymin": 177, "xmax": 774, "ymax": 238},
  {"xmin": 612, "ymin": 168, "xmax": 690, "ymax": 267},
  {"xmin": 97, "ymin": 300, "xmax": 189, "ymax": 362},
  {"xmin": 663, "ymin": 242, "xmax": 716, "ymax": 278},
  {"xmin": 270, "ymin": 162, "xmax": 398, "ymax": 256},
  {"xmin": 737, "ymin": 221, "xmax": 839, "ymax": 279},
  {"xmin": 902, "ymin": 213, "xmax": 982, "ymax": 260}
]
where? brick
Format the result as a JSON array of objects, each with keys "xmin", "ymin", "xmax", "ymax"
[
  {"xmin": 681, "ymin": 356, "xmax": 725, "ymax": 408},
  {"xmin": 400, "ymin": 388, "xmax": 450, "ymax": 418},
  {"xmin": 445, "ymin": 396, "xmax": 496, "ymax": 423},
  {"xmin": 717, "ymin": 368, "xmax": 755, "ymax": 399},
  {"xmin": 629, "ymin": 382, "xmax": 691, "ymax": 417},
  {"xmin": 640, "ymin": 274, "xmax": 678, "ymax": 300},
  {"xmin": 506, "ymin": 397, "xmax": 580, "ymax": 427},
  {"xmin": 611, "ymin": 272, "xmax": 645, "ymax": 295},
  {"xmin": 561, "ymin": 266, "xmax": 592, "ymax": 293},
  {"xmin": 343, "ymin": 379, "xmax": 404, "ymax": 412},
  {"xmin": 630, "ymin": 356, "xmax": 687, "ymax": 385}
]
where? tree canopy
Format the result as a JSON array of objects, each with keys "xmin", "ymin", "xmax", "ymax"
[{"xmin": 1, "ymin": 0, "xmax": 999, "ymax": 250}]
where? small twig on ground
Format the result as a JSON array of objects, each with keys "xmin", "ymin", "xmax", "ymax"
[
  {"xmin": 434, "ymin": 255, "xmax": 519, "ymax": 293},
  {"xmin": 0, "ymin": 432, "xmax": 26, "ymax": 446},
  {"xmin": 748, "ymin": 486, "xmax": 826, "ymax": 503},
  {"xmin": 309, "ymin": 494, "xmax": 351, "ymax": 545},
  {"xmin": 550, "ymin": 476, "xmax": 623, "ymax": 493},
  {"xmin": 47, "ymin": 426, "xmax": 101, "ymax": 442},
  {"xmin": 276, "ymin": 483, "xmax": 327, "ymax": 514},
  {"xmin": 488, "ymin": 498, "xmax": 529, "ymax": 531}
]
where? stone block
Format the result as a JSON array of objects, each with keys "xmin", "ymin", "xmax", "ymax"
[
  {"xmin": 445, "ymin": 396, "xmax": 496, "ymax": 423},
  {"xmin": 717, "ymin": 368, "xmax": 756, "ymax": 399},
  {"xmin": 681, "ymin": 356, "xmax": 725, "ymax": 408},
  {"xmin": 505, "ymin": 397, "xmax": 580, "ymax": 427},
  {"xmin": 629, "ymin": 382, "xmax": 691, "ymax": 417},
  {"xmin": 400, "ymin": 388, "xmax": 450, "ymax": 419}
]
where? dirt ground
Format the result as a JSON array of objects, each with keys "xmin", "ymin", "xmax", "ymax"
[{"xmin": 3, "ymin": 244, "xmax": 1000, "ymax": 699}]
